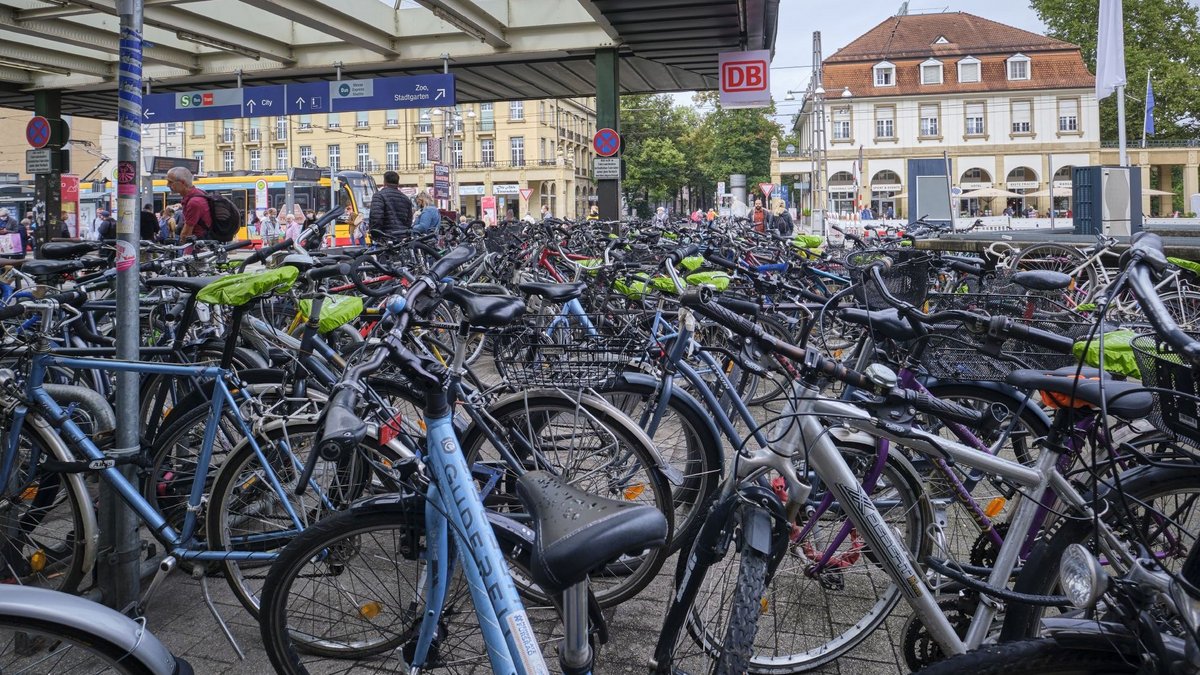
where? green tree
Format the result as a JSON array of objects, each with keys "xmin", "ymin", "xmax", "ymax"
[
  {"xmin": 627, "ymin": 137, "xmax": 689, "ymax": 204},
  {"xmin": 694, "ymin": 91, "xmax": 782, "ymax": 196},
  {"xmin": 1031, "ymin": 0, "xmax": 1200, "ymax": 141}
]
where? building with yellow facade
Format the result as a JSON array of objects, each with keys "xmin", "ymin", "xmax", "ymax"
[{"xmin": 181, "ymin": 97, "xmax": 598, "ymax": 220}]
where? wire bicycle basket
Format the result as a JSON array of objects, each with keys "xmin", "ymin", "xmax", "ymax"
[
  {"xmin": 491, "ymin": 312, "xmax": 649, "ymax": 388},
  {"xmin": 844, "ymin": 248, "xmax": 932, "ymax": 309},
  {"xmin": 1131, "ymin": 332, "xmax": 1200, "ymax": 447}
]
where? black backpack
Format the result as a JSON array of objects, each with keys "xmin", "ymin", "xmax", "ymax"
[{"xmin": 203, "ymin": 193, "xmax": 243, "ymax": 242}]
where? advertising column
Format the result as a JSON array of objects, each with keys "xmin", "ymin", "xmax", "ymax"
[{"xmin": 60, "ymin": 175, "xmax": 79, "ymax": 238}]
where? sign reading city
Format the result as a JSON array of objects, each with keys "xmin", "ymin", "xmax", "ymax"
[
  {"xmin": 26, "ymin": 116, "xmax": 51, "ymax": 149},
  {"xmin": 143, "ymin": 73, "xmax": 456, "ymax": 124},
  {"xmin": 593, "ymin": 128, "xmax": 621, "ymax": 158},
  {"xmin": 719, "ymin": 50, "xmax": 771, "ymax": 109}
]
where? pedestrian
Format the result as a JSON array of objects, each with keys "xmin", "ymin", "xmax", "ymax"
[
  {"xmin": 260, "ymin": 208, "xmax": 280, "ymax": 245},
  {"xmin": 140, "ymin": 204, "xmax": 160, "ymax": 241},
  {"xmin": 368, "ymin": 170, "xmax": 415, "ymax": 241},
  {"xmin": 94, "ymin": 209, "xmax": 116, "ymax": 242},
  {"xmin": 505, "ymin": 209, "xmax": 515, "ymax": 223},
  {"xmin": 304, "ymin": 210, "xmax": 316, "ymax": 227},
  {"xmin": 166, "ymin": 167, "xmax": 212, "ymax": 240},
  {"xmin": 707, "ymin": 207, "xmax": 717, "ymax": 222},
  {"xmin": 90, "ymin": 210, "xmax": 106, "ymax": 240},
  {"xmin": 0, "ymin": 209, "xmax": 24, "ymax": 257},
  {"xmin": 283, "ymin": 213, "xmax": 302, "ymax": 243},
  {"xmin": 691, "ymin": 209, "xmax": 703, "ymax": 223},
  {"xmin": 751, "ymin": 199, "xmax": 767, "ymax": 232},
  {"xmin": 540, "ymin": 204, "xmax": 551, "ymax": 220},
  {"xmin": 770, "ymin": 199, "xmax": 794, "ymax": 236},
  {"xmin": 412, "ymin": 193, "xmax": 440, "ymax": 234},
  {"xmin": 350, "ymin": 213, "xmax": 366, "ymax": 245}
]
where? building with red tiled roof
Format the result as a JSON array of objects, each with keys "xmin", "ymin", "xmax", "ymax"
[{"xmin": 780, "ymin": 11, "xmax": 1100, "ymax": 221}]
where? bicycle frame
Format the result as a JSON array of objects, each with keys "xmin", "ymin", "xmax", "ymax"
[{"xmin": 6, "ymin": 352, "xmax": 307, "ymax": 564}]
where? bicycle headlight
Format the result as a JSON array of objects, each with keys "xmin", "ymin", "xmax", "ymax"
[{"xmin": 1059, "ymin": 543, "xmax": 1108, "ymax": 610}]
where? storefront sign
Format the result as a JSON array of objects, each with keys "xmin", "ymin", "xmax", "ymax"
[
  {"xmin": 458, "ymin": 184, "xmax": 485, "ymax": 196},
  {"xmin": 1007, "ymin": 181, "xmax": 1038, "ymax": 190},
  {"xmin": 960, "ymin": 182, "xmax": 992, "ymax": 190},
  {"xmin": 1052, "ymin": 180, "xmax": 1072, "ymax": 190},
  {"xmin": 871, "ymin": 184, "xmax": 901, "ymax": 192},
  {"xmin": 493, "ymin": 184, "xmax": 519, "ymax": 195}
]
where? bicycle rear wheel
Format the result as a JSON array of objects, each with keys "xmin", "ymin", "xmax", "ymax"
[{"xmin": 0, "ymin": 616, "xmax": 169, "ymax": 675}]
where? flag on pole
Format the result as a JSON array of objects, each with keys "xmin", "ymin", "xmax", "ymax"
[
  {"xmin": 1096, "ymin": 0, "xmax": 1126, "ymax": 100},
  {"xmin": 1144, "ymin": 76, "xmax": 1156, "ymax": 136}
]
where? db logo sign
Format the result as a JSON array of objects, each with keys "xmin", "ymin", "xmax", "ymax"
[
  {"xmin": 722, "ymin": 60, "xmax": 767, "ymax": 92},
  {"xmin": 719, "ymin": 50, "xmax": 772, "ymax": 109}
]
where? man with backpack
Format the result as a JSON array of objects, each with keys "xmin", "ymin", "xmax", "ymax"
[{"xmin": 167, "ymin": 166, "xmax": 212, "ymax": 240}]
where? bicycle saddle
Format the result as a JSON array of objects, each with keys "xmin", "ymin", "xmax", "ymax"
[
  {"xmin": 39, "ymin": 242, "xmax": 98, "ymax": 259},
  {"xmin": 22, "ymin": 258, "xmax": 106, "ymax": 277},
  {"xmin": 1006, "ymin": 369, "xmax": 1153, "ymax": 419},
  {"xmin": 1010, "ymin": 270, "xmax": 1072, "ymax": 292},
  {"xmin": 442, "ymin": 286, "xmax": 525, "ymax": 328},
  {"xmin": 144, "ymin": 276, "xmax": 222, "ymax": 293},
  {"xmin": 517, "ymin": 281, "xmax": 586, "ymax": 302},
  {"xmin": 839, "ymin": 308, "xmax": 923, "ymax": 341},
  {"xmin": 515, "ymin": 470, "xmax": 668, "ymax": 594}
]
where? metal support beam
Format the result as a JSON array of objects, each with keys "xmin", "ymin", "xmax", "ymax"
[
  {"xmin": 594, "ymin": 47, "xmax": 619, "ymax": 221},
  {"xmin": 33, "ymin": 90, "xmax": 63, "ymax": 253},
  {"xmin": 573, "ymin": 0, "xmax": 620, "ymax": 41},
  {"xmin": 0, "ymin": 44, "xmax": 112, "ymax": 78},
  {"xmin": 0, "ymin": 8, "xmax": 198, "ymax": 71},
  {"xmin": 18, "ymin": 0, "xmax": 205, "ymax": 19},
  {"xmin": 235, "ymin": 0, "xmax": 398, "ymax": 57},
  {"xmin": 414, "ymin": 0, "xmax": 509, "ymax": 48}
]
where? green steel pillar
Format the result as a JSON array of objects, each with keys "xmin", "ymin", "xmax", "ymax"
[
  {"xmin": 595, "ymin": 48, "xmax": 620, "ymax": 221},
  {"xmin": 33, "ymin": 90, "xmax": 65, "ymax": 255}
]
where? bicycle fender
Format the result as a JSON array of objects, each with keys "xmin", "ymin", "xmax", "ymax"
[
  {"xmin": 607, "ymin": 371, "xmax": 725, "ymax": 483},
  {"xmin": 1041, "ymin": 617, "xmax": 1187, "ymax": 660},
  {"xmin": 0, "ymin": 586, "xmax": 182, "ymax": 674},
  {"xmin": 738, "ymin": 485, "xmax": 782, "ymax": 557}
]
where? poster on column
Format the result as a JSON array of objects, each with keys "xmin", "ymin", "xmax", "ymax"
[
  {"xmin": 481, "ymin": 196, "xmax": 496, "ymax": 227},
  {"xmin": 60, "ymin": 175, "xmax": 79, "ymax": 238},
  {"xmin": 255, "ymin": 179, "xmax": 268, "ymax": 217}
]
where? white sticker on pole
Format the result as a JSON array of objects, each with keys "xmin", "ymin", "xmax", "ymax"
[
  {"xmin": 115, "ymin": 240, "xmax": 136, "ymax": 272},
  {"xmin": 255, "ymin": 179, "xmax": 268, "ymax": 216},
  {"xmin": 719, "ymin": 50, "xmax": 771, "ymax": 109}
]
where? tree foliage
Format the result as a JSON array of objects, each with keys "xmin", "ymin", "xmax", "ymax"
[
  {"xmin": 1031, "ymin": 0, "xmax": 1200, "ymax": 140},
  {"xmin": 619, "ymin": 92, "xmax": 783, "ymax": 213}
]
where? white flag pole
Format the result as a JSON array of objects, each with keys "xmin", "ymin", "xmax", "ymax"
[{"xmin": 1118, "ymin": 85, "xmax": 1128, "ymax": 166}]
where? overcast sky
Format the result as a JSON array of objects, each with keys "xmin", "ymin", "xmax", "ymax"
[{"xmin": 765, "ymin": 1, "xmax": 1048, "ymax": 124}]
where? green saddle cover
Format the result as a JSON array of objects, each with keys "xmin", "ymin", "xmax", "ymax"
[
  {"xmin": 1072, "ymin": 329, "xmax": 1141, "ymax": 379},
  {"xmin": 298, "ymin": 295, "xmax": 364, "ymax": 334},
  {"xmin": 196, "ymin": 267, "xmax": 299, "ymax": 307}
]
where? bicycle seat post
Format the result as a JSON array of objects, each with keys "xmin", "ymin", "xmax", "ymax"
[{"xmin": 559, "ymin": 579, "xmax": 592, "ymax": 674}]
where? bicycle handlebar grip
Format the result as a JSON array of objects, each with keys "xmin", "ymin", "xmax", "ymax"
[
  {"xmin": 305, "ymin": 262, "xmax": 350, "ymax": 283},
  {"xmin": 224, "ymin": 240, "xmax": 254, "ymax": 252},
  {"xmin": 240, "ymin": 238, "xmax": 295, "ymax": 271},
  {"xmin": 988, "ymin": 316, "xmax": 1076, "ymax": 354},
  {"xmin": 665, "ymin": 243, "xmax": 701, "ymax": 266},
  {"xmin": 946, "ymin": 259, "xmax": 985, "ymax": 276},
  {"xmin": 317, "ymin": 387, "xmax": 368, "ymax": 461},
  {"xmin": 706, "ymin": 253, "xmax": 741, "ymax": 271},
  {"xmin": 429, "ymin": 244, "xmax": 476, "ymax": 279},
  {"xmin": 0, "ymin": 303, "xmax": 25, "ymax": 320},
  {"xmin": 691, "ymin": 298, "xmax": 762, "ymax": 340},
  {"xmin": 47, "ymin": 290, "xmax": 87, "ymax": 307},
  {"xmin": 716, "ymin": 295, "xmax": 761, "ymax": 317},
  {"xmin": 1125, "ymin": 231, "xmax": 1169, "ymax": 275},
  {"xmin": 903, "ymin": 390, "xmax": 984, "ymax": 427}
]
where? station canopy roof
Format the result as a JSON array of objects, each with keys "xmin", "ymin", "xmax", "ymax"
[{"xmin": 0, "ymin": 0, "xmax": 779, "ymax": 118}]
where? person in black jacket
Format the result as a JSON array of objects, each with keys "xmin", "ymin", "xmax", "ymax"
[
  {"xmin": 368, "ymin": 171, "xmax": 414, "ymax": 242},
  {"xmin": 140, "ymin": 204, "xmax": 160, "ymax": 241}
]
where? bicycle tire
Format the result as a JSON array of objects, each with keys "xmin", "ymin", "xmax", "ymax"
[
  {"xmin": 593, "ymin": 376, "xmax": 723, "ymax": 553},
  {"xmin": 912, "ymin": 638, "xmax": 1138, "ymax": 675},
  {"xmin": 0, "ymin": 424, "xmax": 88, "ymax": 593},
  {"xmin": 679, "ymin": 442, "xmax": 931, "ymax": 673},
  {"xmin": 259, "ymin": 504, "xmax": 563, "ymax": 674},
  {"xmin": 714, "ymin": 543, "xmax": 770, "ymax": 675},
  {"xmin": 1000, "ymin": 461, "xmax": 1200, "ymax": 641},
  {"xmin": 458, "ymin": 390, "xmax": 674, "ymax": 608},
  {"xmin": 0, "ymin": 616, "xmax": 166, "ymax": 675}
]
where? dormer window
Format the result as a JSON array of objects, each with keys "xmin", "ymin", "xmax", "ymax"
[
  {"xmin": 920, "ymin": 58, "xmax": 944, "ymax": 85},
  {"xmin": 933, "ymin": 35, "xmax": 950, "ymax": 45},
  {"xmin": 873, "ymin": 61, "xmax": 895, "ymax": 87},
  {"xmin": 958, "ymin": 56, "xmax": 981, "ymax": 83},
  {"xmin": 1008, "ymin": 53, "xmax": 1031, "ymax": 81}
]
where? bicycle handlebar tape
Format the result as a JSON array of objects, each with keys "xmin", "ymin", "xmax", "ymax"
[
  {"xmin": 903, "ymin": 390, "xmax": 985, "ymax": 427},
  {"xmin": 430, "ymin": 244, "xmax": 476, "ymax": 279},
  {"xmin": 988, "ymin": 316, "xmax": 1076, "ymax": 354},
  {"xmin": 305, "ymin": 262, "xmax": 351, "ymax": 283},
  {"xmin": 317, "ymin": 388, "xmax": 368, "ymax": 461}
]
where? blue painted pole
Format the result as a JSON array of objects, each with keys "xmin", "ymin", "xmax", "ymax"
[{"xmin": 103, "ymin": 0, "xmax": 143, "ymax": 611}]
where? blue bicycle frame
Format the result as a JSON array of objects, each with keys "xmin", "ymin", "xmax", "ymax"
[{"xmin": 5, "ymin": 352, "xmax": 308, "ymax": 564}]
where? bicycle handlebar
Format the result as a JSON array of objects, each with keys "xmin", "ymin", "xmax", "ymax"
[
  {"xmin": 1123, "ymin": 232, "xmax": 1200, "ymax": 366},
  {"xmin": 238, "ymin": 238, "xmax": 294, "ymax": 272}
]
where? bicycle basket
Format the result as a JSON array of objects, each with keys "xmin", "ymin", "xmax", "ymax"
[
  {"xmin": 845, "ymin": 248, "xmax": 932, "ymax": 309},
  {"xmin": 1131, "ymin": 332, "xmax": 1200, "ymax": 446},
  {"xmin": 917, "ymin": 317, "xmax": 1086, "ymax": 382},
  {"xmin": 928, "ymin": 273, "xmax": 1080, "ymax": 317},
  {"xmin": 491, "ymin": 312, "xmax": 649, "ymax": 388}
]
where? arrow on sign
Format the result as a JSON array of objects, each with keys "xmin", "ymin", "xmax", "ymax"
[
  {"xmin": 435, "ymin": 88, "xmax": 446, "ymax": 100},
  {"xmin": 295, "ymin": 97, "xmax": 305, "ymax": 107},
  {"xmin": 144, "ymin": 109, "xmax": 154, "ymax": 119},
  {"xmin": 246, "ymin": 100, "xmax": 255, "ymax": 113}
]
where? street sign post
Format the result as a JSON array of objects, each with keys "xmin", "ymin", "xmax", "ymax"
[
  {"xmin": 26, "ymin": 148, "xmax": 55, "ymax": 173},
  {"xmin": 759, "ymin": 182, "xmax": 775, "ymax": 199},
  {"xmin": 593, "ymin": 128, "xmax": 621, "ymax": 157},
  {"xmin": 143, "ymin": 74, "xmax": 456, "ymax": 124}
]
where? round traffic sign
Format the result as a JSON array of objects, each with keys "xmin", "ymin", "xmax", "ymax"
[
  {"xmin": 593, "ymin": 128, "xmax": 621, "ymax": 157},
  {"xmin": 26, "ymin": 116, "xmax": 51, "ymax": 149}
]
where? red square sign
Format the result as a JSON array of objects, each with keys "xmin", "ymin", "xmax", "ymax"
[
  {"xmin": 719, "ymin": 50, "xmax": 772, "ymax": 109},
  {"xmin": 202, "ymin": 93, "xmax": 214, "ymax": 106}
]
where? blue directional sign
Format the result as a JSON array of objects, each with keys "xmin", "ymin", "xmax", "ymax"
[{"xmin": 142, "ymin": 74, "xmax": 456, "ymax": 124}]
